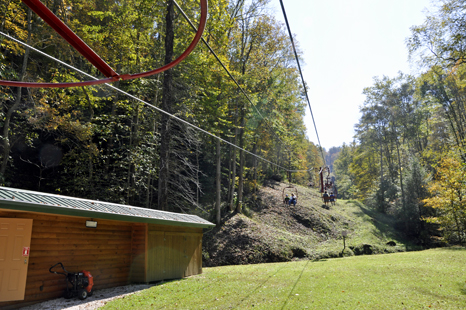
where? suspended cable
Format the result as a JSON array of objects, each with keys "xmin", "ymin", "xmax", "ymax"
[
  {"xmin": 0, "ymin": 0, "xmax": 207, "ymax": 88},
  {"xmin": 173, "ymin": 0, "xmax": 301, "ymax": 165},
  {"xmin": 0, "ymin": 31, "xmax": 310, "ymax": 172},
  {"xmin": 279, "ymin": 0, "xmax": 327, "ymax": 166}
]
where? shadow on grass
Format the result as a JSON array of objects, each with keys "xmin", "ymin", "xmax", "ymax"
[
  {"xmin": 280, "ymin": 260, "xmax": 310, "ymax": 310},
  {"xmin": 414, "ymin": 286, "xmax": 466, "ymax": 302},
  {"xmin": 321, "ymin": 204, "xmax": 330, "ymax": 210},
  {"xmin": 222, "ymin": 263, "xmax": 289, "ymax": 309},
  {"xmin": 443, "ymin": 246, "xmax": 466, "ymax": 251},
  {"xmin": 155, "ymin": 277, "xmax": 219, "ymax": 310},
  {"xmin": 459, "ymin": 282, "xmax": 466, "ymax": 296},
  {"xmin": 346, "ymin": 200, "xmax": 404, "ymax": 243}
]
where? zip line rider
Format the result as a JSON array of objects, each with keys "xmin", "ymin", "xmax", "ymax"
[
  {"xmin": 284, "ymin": 194, "xmax": 290, "ymax": 206},
  {"xmin": 323, "ymin": 191, "xmax": 329, "ymax": 206}
]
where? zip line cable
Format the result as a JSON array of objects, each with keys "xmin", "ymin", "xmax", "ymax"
[
  {"xmin": 279, "ymin": 0, "xmax": 327, "ymax": 167},
  {"xmin": 173, "ymin": 0, "xmax": 302, "ymax": 166},
  {"xmin": 0, "ymin": 31, "xmax": 308, "ymax": 172}
]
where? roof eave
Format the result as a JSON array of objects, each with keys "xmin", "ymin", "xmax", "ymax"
[{"xmin": 0, "ymin": 200, "xmax": 215, "ymax": 228}]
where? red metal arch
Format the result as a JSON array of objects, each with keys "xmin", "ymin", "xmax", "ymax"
[{"xmin": 0, "ymin": 0, "xmax": 207, "ymax": 88}]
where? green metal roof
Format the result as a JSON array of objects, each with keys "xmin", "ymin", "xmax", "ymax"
[{"xmin": 0, "ymin": 187, "xmax": 215, "ymax": 228}]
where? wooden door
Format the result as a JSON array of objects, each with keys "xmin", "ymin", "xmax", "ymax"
[{"xmin": 0, "ymin": 218, "xmax": 33, "ymax": 302}]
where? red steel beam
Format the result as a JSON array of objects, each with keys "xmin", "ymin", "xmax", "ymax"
[
  {"xmin": 22, "ymin": 0, "xmax": 118, "ymax": 78},
  {"xmin": 120, "ymin": 0, "xmax": 208, "ymax": 80},
  {"xmin": 0, "ymin": 0, "xmax": 208, "ymax": 88}
]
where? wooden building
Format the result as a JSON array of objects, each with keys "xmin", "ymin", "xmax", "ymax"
[{"xmin": 0, "ymin": 186, "xmax": 214, "ymax": 309}]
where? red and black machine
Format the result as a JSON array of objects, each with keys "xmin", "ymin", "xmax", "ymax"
[{"xmin": 49, "ymin": 262, "xmax": 94, "ymax": 300}]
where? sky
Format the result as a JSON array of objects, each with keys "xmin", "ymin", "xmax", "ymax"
[{"xmin": 271, "ymin": 0, "xmax": 436, "ymax": 150}]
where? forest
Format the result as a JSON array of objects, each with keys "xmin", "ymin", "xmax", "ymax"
[
  {"xmin": 334, "ymin": 0, "xmax": 466, "ymax": 245},
  {"xmin": 1, "ymin": 0, "xmax": 466, "ymax": 246},
  {"xmin": 1, "ymin": 0, "xmax": 323, "ymax": 224}
]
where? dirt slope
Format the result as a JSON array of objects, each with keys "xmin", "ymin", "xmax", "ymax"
[{"xmin": 202, "ymin": 181, "xmax": 408, "ymax": 267}]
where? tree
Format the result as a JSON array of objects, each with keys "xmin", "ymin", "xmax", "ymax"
[
  {"xmin": 333, "ymin": 143, "xmax": 357, "ymax": 199},
  {"xmin": 409, "ymin": 0, "xmax": 466, "ymax": 162},
  {"xmin": 0, "ymin": 0, "xmax": 319, "ymax": 222},
  {"xmin": 418, "ymin": 66, "xmax": 466, "ymax": 162},
  {"xmin": 408, "ymin": 0, "xmax": 466, "ymax": 68},
  {"xmin": 355, "ymin": 74, "xmax": 431, "ymax": 212},
  {"xmin": 157, "ymin": 0, "xmax": 175, "ymax": 211},
  {"xmin": 424, "ymin": 153, "xmax": 466, "ymax": 244},
  {"xmin": 403, "ymin": 157, "xmax": 430, "ymax": 241},
  {"xmin": 1, "ymin": 6, "xmax": 31, "ymax": 180}
]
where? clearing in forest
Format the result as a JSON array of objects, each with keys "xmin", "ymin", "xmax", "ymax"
[{"xmin": 203, "ymin": 181, "xmax": 411, "ymax": 266}]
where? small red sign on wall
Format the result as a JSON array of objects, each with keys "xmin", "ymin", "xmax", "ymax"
[{"xmin": 22, "ymin": 247, "xmax": 30, "ymax": 257}]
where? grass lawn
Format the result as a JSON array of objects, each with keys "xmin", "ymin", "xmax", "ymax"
[{"xmin": 102, "ymin": 248, "xmax": 466, "ymax": 309}]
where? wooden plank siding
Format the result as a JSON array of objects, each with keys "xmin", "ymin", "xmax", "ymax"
[
  {"xmin": 0, "ymin": 210, "xmax": 134, "ymax": 309},
  {"xmin": 146, "ymin": 224, "xmax": 203, "ymax": 282},
  {"xmin": 129, "ymin": 223, "xmax": 147, "ymax": 283},
  {"xmin": 0, "ymin": 210, "xmax": 205, "ymax": 309}
]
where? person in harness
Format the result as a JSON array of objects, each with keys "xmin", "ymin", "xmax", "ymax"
[
  {"xmin": 329, "ymin": 192, "xmax": 336, "ymax": 205},
  {"xmin": 323, "ymin": 191, "xmax": 330, "ymax": 206},
  {"xmin": 284, "ymin": 194, "xmax": 290, "ymax": 206}
]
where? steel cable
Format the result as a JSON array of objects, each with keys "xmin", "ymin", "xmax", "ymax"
[
  {"xmin": 0, "ymin": 31, "xmax": 309, "ymax": 172},
  {"xmin": 279, "ymin": 0, "xmax": 327, "ymax": 166},
  {"xmin": 173, "ymin": 0, "xmax": 301, "ymax": 166}
]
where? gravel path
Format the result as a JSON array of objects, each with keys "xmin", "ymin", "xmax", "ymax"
[{"xmin": 18, "ymin": 284, "xmax": 155, "ymax": 310}]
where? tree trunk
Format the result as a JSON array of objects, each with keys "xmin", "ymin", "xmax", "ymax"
[
  {"xmin": 147, "ymin": 77, "xmax": 161, "ymax": 208},
  {"xmin": 395, "ymin": 135, "xmax": 405, "ymax": 216},
  {"xmin": 196, "ymin": 141, "xmax": 199, "ymax": 206},
  {"xmin": 126, "ymin": 104, "xmax": 139, "ymax": 205},
  {"xmin": 81, "ymin": 87, "xmax": 95, "ymax": 199},
  {"xmin": 236, "ymin": 108, "xmax": 245, "ymax": 213},
  {"xmin": 215, "ymin": 138, "xmax": 221, "ymax": 225},
  {"xmin": 1, "ymin": 9, "xmax": 32, "ymax": 178},
  {"xmin": 227, "ymin": 141, "xmax": 232, "ymax": 204},
  {"xmin": 228, "ymin": 103, "xmax": 239, "ymax": 211},
  {"xmin": 228, "ymin": 129, "xmax": 237, "ymax": 211},
  {"xmin": 104, "ymin": 84, "xmax": 120, "ymax": 183},
  {"xmin": 288, "ymin": 152, "xmax": 292, "ymax": 183},
  {"xmin": 236, "ymin": 146, "xmax": 245, "ymax": 213},
  {"xmin": 275, "ymin": 144, "xmax": 281, "ymax": 175},
  {"xmin": 252, "ymin": 141, "xmax": 257, "ymax": 195},
  {"xmin": 157, "ymin": 0, "xmax": 175, "ymax": 211},
  {"xmin": 379, "ymin": 133, "xmax": 384, "ymax": 212}
]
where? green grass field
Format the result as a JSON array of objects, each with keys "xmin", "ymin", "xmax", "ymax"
[{"xmin": 102, "ymin": 248, "xmax": 466, "ymax": 309}]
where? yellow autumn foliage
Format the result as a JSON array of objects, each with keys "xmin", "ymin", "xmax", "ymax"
[{"xmin": 423, "ymin": 155, "xmax": 466, "ymax": 243}]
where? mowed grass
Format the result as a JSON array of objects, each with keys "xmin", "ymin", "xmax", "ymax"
[{"xmin": 102, "ymin": 248, "xmax": 466, "ymax": 309}]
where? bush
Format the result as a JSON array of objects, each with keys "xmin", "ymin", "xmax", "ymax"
[{"xmin": 340, "ymin": 248, "xmax": 354, "ymax": 257}]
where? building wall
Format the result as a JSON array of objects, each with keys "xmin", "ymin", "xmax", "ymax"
[
  {"xmin": 130, "ymin": 223, "xmax": 147, "ymax": 283},
  {"xmin": 146, "ymin": 224, "xmax": 203, "ymax": 282},
  {"xmin": 0, "ymin": 210, "xmax": 205, "ymax": 309},
  {"xmin": 0, "ymin": 210, "xmax": 133, "ymax": 309}
]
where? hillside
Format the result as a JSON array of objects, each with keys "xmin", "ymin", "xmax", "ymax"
[{"xmin": 203, "ymin": 181, "xmax": 411, "ymax": 267}]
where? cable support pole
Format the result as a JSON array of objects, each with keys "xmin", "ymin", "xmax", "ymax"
[
  {"xmin": 173, "ymin": 0, "xmax": 300, "ymax": 164},
  {"xmin": 279, "ymin": 0, "xmax": 326, "ymax": 167},
  {"xmin": 0, "ymin": 31, "xmax": 310, "ymax": 173}
]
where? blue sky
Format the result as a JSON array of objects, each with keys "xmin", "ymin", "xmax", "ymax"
[{"xmin": 271, "ymin": 0, "xmax": 435, "ymax": 150}]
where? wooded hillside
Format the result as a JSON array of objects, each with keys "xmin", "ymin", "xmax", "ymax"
[
  {"xmin": 333, "ymin": 0, "xmax": 466, "ymax": 246},
  {"xmin": 1, "ymin": 0, "xmax": 323, "ymax": 225},
  {"xmin": 2, "ymin": 0, "xmax": 466, "ymax": 246}
]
